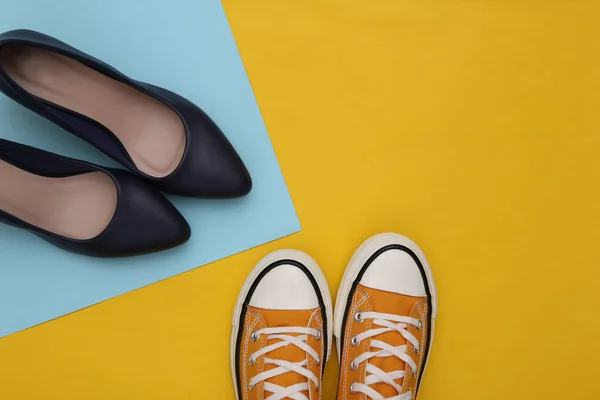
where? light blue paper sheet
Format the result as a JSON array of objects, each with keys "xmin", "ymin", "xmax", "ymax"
[{"xmin": 0, "ymin": 0, "xmax": 300, "ymax": 338}]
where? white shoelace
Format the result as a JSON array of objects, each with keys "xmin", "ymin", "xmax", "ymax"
[
  {"xmin": 248, "ymin": 326, "xmax": 321, "ymax": 400},
  {"xmin": 349, "ymin": 311, "xmax": 422, "ymax": 400}
]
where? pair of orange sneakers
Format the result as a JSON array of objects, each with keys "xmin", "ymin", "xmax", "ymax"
[{"xmin": 231, "ymin": 233, "xmax": 437, "ymax": 400}]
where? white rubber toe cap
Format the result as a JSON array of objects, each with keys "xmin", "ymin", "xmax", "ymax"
[
  {"xmin": 360, "ymin": 249, "xmax": 426, "ymax": 297},
  {"xmin": 249, "ymin": 264, "xmax": 319, "ymax": 310}
]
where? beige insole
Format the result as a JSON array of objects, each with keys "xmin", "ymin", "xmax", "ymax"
[
  {"xmin": 0, "ymin": 45, "xmax": 185, "ymax": 178},
  {"xmin": 0, "ymin": 160, "xmax": 117, "ymax": 240}
]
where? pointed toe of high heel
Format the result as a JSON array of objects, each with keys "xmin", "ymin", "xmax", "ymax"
[
  {"xmin": 93, "ymin": 170, "xmax": 192, "ymax": 257},
  {"xmin": 217, "ymin": 157, "xmax": 253, "ymax": 198},
  {"xmin": 139, "ymin": 84, "xmax": 253, "ymax": 198},
  {"xmin": 168, "ymin": 118, "xmax": 253, "ymax": 198}
]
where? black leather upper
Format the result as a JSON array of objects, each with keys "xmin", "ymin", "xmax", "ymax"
[
  {"xmin": 0, "ymin": 29, "xmax": 252, "ymax": 198},
  {"xmin": 0, "ymin": 139, "xmax": 191, "ymax": 257}
]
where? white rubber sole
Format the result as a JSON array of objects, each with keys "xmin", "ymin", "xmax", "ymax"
[
  {"xmin": 230, "ymin": 249, "xmax": 333, "ymax": 400},
  {"xmin": 333, "ymin": 233, "xmax": 438, "ymax": 378}
]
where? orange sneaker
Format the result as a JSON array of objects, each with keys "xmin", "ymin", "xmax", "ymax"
[
  {"xmin": 231, "ymin": 250, "xmax": 333, "ymax": 400},
  {"xmin": 334, "ymin": 233, "xmax": 437, "ymax": 399}
]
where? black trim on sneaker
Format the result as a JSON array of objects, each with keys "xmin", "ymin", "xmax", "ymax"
[
  {"xmin": 234, "ymin": 259, "xmax": 329, "ymax": 399},
  {"xmin": 339, "ymin": 244, "xmax": 433, "ymax": 394}
]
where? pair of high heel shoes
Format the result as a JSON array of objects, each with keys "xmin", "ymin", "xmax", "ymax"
[{"xmin": 0, "ymin": 29, "xmax": 252, "ymax": 257}]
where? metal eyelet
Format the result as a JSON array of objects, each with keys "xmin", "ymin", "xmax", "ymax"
[
  {"xmin": 412, "ymin": 369, "xmax": 417, "ymax": 378},
  {"xmin": 416, "ymin": 320, "xmax": 422, "ymax": 331},
  {"xmin": 251, "ymin": 331, "xmax": 260, "ymax": 342},
  {"xmin": 349, "ymin": 383, "xmax": 357, "ymax": 394},
  {"xmin": 414, "ymin": 345, "xmax": 420, "ymax": 355},
  {"xmin": 351, "ymin": 335, "xmax": 360, "ymax": 346},
  {"xmin": 315, "ymin": 356, "xmax": 321, "ymax": 366},
  {"xmin": 316, "ymin": 330, "xmax": 321, "ymax": 340},
  {"xmin": 248, "ymin": 356, "xmax": 255, "ymax": 366},
  {"xmin": 354, "ymin": 310, "xmax": 364, "ymax": 323},
  {"xmin": 249, "ymin": 380, "xmax": 255, "ymax": 390},
  {"xmin": 350, "ymin": 360, "xmax": 359, "ymax": 371}
]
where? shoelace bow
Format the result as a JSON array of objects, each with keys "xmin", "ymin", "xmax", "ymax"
[
  {"xmin": 248, "ymin": 326, "xmax": 321, "ymax": 400},
  {"xmin": 349, "ymin": 311, "xmax": 422, "ymax": 400}
]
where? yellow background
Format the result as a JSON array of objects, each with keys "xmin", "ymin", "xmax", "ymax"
[{"xmin": 1, "ymin": 1, "xmax": 600, "ymax": 398}]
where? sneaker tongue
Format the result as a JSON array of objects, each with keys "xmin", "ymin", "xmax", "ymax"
[
  {"xmin": 248, "ymin": 306, "xmax": 319, "ymax": 397},
  {"xmin": 358, "ymin": 285, "xmax": 421, "ymax": 398}
]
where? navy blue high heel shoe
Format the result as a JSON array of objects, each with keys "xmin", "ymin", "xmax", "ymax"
[
  {"xmin": 0, "ymin": 29, "xmax": 252, "ymax": 198},
  {"xmin": 0, "ymin": 139, "xmax": 191, "ymax": 257}
]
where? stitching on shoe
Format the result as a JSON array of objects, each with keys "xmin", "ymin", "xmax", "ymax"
[
  {"xmin": 258, "ymin": 316, "xmax": 267, "ymax": 400},
  {"xmin": 343, "ymin": 289, "xmax": 369, "ymax": 400},
  {"xmin": 307, "ymin": 308, "xmax": 322, "ymax": 400},
  {"xmin": 244, "ymin": 310, "xmax": 263, "ymax": 400}
]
